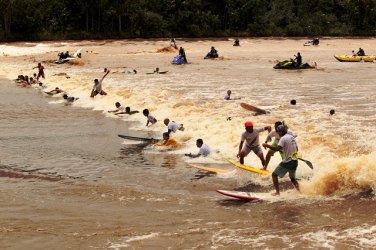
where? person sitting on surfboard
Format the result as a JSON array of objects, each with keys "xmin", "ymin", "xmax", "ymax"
[
  {"xmin": 154, "ymin": 132, "xmax": 179, "ymax": 148},
  {"xmin": 264, "ymin": 121, "xmax": 297, "ymax": 170},
  {"xmin": 143, "ymin": 109, "xmax": 157, "ymax": 126},
  {"xmin": 164, "ymin": 118, "xmax": 184, "ymax": 134},
  {"xmin": 224, "ymin": 90, "xmax": 241, "ymax": 100},
  {"xmin": 90, "ymin": 70, "xmax": 110, "ymax": 98},
  {"xmin": 108, "ymin": 102, "xmax": 126, "ymax": 113},
  {"xmin": 237, "ymin": 121, "xmax": 271, "ymax": 167},
  {"xmin": 185, "ymin": 139, "xmax": 211, "ymax": 158},
  {"xmin": 262, "ymin": 125, "xmax": 299, "ymax": 196}
]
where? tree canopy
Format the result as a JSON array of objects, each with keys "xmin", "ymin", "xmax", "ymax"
[{"xmin": 1, "ymin": 0, "xmax": 376, "ymax": 41}]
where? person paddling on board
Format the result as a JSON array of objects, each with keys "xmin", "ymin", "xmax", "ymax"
[
  {"xmin": 237, "ymin": 121, "xmax": 271, "ymax": 168},
  {"xmin": 108, "ymin": 102, "xmax": 126, "ymax": 113},
  {"xmin": 63, "ymin": 94, "xmax": 79, "ymax": 103},
  {"xmin": 164, "ymin": 118, "xmax": 184, "ymax": 134},
  {"xmin": 154, "ymin": 132, "xmax": 180, "ymax": 148},
  {"xmin": 45, "ymin": 87, "xmax": 64, "ymax": 95},
  {"xmin": 264, "ymin": 121, "xmax": 297, "ymax": 170},
  {"xmin": 115, "ymin": 107, "xmax": 139, "ymax": 115},
  {"xmin": 262, "ymin": 124, "xmax": 299, "ymax": 196},
  {"xmin": 185, "ymin": 139, "xmax": 211, "ymax": 158},
  {"xmin": 90, "ymin": 70, "xmax": 110, "ymax": 98},
  {"xmin": 143, "ymin": 109, "xmax": 157, "ymax": 126}
]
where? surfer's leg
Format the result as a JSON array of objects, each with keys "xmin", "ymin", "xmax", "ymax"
[
  {"xmin": 264, "ymin": 150, "xmax": 275, "ymax": 170},
  {"xmin": 239, "ymin": 147, "xmax": 251, "ymax": 164},
  {"xmin": 272, "ymin": 173, "xmax": 280, "ymax": 195},
  {"xmin": 254, "ymin": 146, "xmax": 266, "ymax": 168},
  {"xmin": 272, "ymin": 164, "xmax": 287, "ymax": 195}
]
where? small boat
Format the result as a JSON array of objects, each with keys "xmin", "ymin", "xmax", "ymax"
[{"xmin": 334, "ymin": 55, "xmax": 376, "ymax": 62}]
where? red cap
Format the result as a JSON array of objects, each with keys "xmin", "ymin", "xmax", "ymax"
[{"xmin": 244, "ymin": 121, "xmax": 253, "ymax": 127}]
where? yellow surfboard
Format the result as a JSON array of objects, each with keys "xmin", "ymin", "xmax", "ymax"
[
  {"xmin": 228, "ymin": 160, "xmax": 270, "ymax": 175},
  {"xmin": 188, "ymin": 164, "xmax": 230, "ymax": 174}
]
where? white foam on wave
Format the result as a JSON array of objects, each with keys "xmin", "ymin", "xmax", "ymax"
[
  {"xmin": 108, "ymin": 232, "xmax": 160, "ymax": 249},
  {"xmin": 301, "ymin": 224, "xmax": 376, "ymax": 249}
]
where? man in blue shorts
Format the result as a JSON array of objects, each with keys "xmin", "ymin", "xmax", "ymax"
[{"xmin": 263, "ymin": 125, "xmax": 299, "ymax": 195}]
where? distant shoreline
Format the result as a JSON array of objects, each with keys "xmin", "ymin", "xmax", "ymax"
[{"xmin": 1, "ymin": 36, "xmax": 376, "ymax": 45}]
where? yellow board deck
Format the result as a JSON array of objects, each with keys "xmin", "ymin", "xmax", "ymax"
[{"xmin": 228, "ymin": 160, "xmax": 270, "ymax": 175}]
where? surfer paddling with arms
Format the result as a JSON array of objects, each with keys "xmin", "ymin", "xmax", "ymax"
[
  {"xmin": 153, "ymin": 132, "xmax": 180, "ymax": 148},
  {"xmin": 164, "ymin": 118, "xmax": 184, "ymax": 134},
  {"xmin": 143, "ymin": 109, "xmax": 157, "ymax": 126},
  {"xmin": 185, "ymin": 139, "xmax": 211, "ymax": 158},
  {"xmin": 237, "ymin": 121, "xmax": 271, "ymax": 168},
  {"xmin": 262, "ymin": 125, "xmax": 299, "ymax": 195}
]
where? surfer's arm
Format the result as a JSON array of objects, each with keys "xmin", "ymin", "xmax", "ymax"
[
  {"xmin": 263, "ymin": 143, "xmax": 281, "ymax": 152},
  {"xmin": 185, "ymin": 153, "xmax": 200, "ymax": 158},
  {"xmin": 237, "ymin": 141, "xmax": 244, "ymax": 157},
  {"xmin": 101, "ymin": 70, "xmax": 110, "ymax": 80},
  {"xmin": 264, "ymin": 126, "xmax": 272, "ymax": 133}
]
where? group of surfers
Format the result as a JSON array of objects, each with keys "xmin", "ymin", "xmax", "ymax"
[{"xmin": 16, "ymin": 43, "xmax": 303, "ymax": 195}]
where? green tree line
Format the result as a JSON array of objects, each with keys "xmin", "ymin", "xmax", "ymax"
[{"xmin": 1, "ymin": 0, "xmax": 376, "ymax": 41}]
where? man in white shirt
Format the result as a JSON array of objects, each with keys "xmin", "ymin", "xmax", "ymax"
[
  {"xmin": 90, "ymin": 70, "xmax": 110, "ymax": 98},
  {"xmin": 263, "ymin": 125, "xmax": 299, "ymax": 195},
  {"xmin": 264, "ymin": 121, "xmax": 297, "ymax": 170},
  {"xmin": 143, "ymin": 109, "xmax": 157, "ymax": 126},
  {"xmin": 237, "ymin": 121, "xmax": 271, "ymax": 167},
  {"xmin": 185, "ymin": 139, "xmax": 211, "ymax": 158},
  {"xmin": 164, "ymin": 118, "xmax": 184, "ymax": 134},
  {"xmin": 108, "ymin": 102, "xmax": 125, "ymax": 113}
]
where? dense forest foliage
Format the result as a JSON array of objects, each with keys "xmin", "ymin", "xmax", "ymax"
[{"xmin": 1, "ymin": 0, "xmax": 376, "ymax": 41}]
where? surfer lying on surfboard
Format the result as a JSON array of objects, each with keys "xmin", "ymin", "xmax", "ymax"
[
  {"xmin": 237, "ymin": 121, "xmax": 271, "ymax": 168},
  {"xmin": 153, "ymin": 132, "xmax": 180, "ymax": 148},
  {"xmin": 185, "ymin": 139, "xmax": 211, "ymax": 158},
  {"xmin": 164, "ymin": 118, "xmax": 184, "ymax": 134},
  {"xmin": 262, "ymin": 124, "xmax": 299, "ymax": 195}
]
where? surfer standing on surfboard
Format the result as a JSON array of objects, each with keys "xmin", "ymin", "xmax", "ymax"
[
  {"xmin": 237, "ymin": 121, "xmax": 271, "ymax": 167},
  {"xmin": 262, "ymin": 125, "xmax": 299, "ymax": 196},
  {"xmin": 90, "ymin": 70, "xmax": 110, "ymax": 98},
  {"xmin": 264, "ymin": 121, "xmax": 297, "ymax": 170}
]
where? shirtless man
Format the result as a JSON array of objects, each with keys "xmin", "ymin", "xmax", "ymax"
[
  {"xmin": 33, "ymin": 63, "xmax": 45, "ymax": 80},
  {"xmin": 90, "ymin": 70, "xmax": 110, "ymax": 98}
]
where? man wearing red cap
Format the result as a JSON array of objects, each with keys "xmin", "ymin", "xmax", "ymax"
[{"xmin": 237, "ymin": 121, "xmax": 271, "ymax": 167}]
